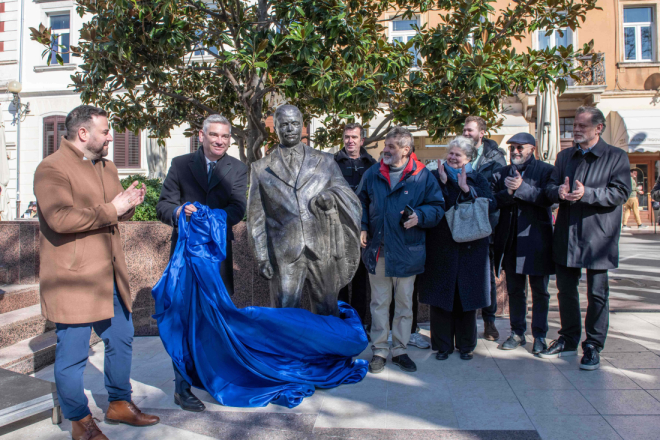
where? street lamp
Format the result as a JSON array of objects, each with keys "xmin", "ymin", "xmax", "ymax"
[{"xmin": 8, "ymin": 80, "xmax": 30, "ymax": 122}]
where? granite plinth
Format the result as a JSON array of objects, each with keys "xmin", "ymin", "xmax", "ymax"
[{"xmin": 0, "ymin": 220, "xmax": 510, "ymax": 340}]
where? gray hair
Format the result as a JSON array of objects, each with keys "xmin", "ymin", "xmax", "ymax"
[
  {"xmin": 385, "ymin": 126, "xmax": 415, "ymax": 154},
  {"xmin": 575, "ymin": 106, "xmax": 606, "ymax": 131},
  {"xmin": 202, "ymin": 114, "xmax": 232, "ymax": 134},
  {"xmin": 447, "ymin": 135, "xmax": 477, "ymax": 161}
]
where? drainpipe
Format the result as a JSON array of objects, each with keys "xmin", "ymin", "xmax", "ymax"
[{"xmin": 14, "ymin": 0, "xmax": 25, "ymax": 219}]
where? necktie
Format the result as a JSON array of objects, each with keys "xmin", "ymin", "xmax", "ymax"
[{"xmin": 208, "ymin": 161, "xmax": 216, "ymax": 183}]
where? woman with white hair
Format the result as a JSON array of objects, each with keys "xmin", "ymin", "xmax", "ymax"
[{"xmin": 418, "ymin": 136, "xmax": 497, "ymax": 361}]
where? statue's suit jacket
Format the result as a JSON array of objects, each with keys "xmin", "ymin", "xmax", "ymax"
[{"xmin": 248, "ymin": 143, "xmax": 361, "ymax": 267}]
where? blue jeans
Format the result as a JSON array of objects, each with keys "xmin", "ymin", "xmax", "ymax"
[{"xmin": 54, "ymin": 281, "xmax": 134, "ymax": 421}]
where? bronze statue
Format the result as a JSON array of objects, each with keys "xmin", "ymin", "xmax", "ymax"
[{"xmin": 247, "ymin": 105, "xmax": 362, "ymax": 316}]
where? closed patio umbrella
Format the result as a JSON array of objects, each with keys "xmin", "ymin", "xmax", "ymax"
[{"xmin": 536, "ymin": 83, "xmax": 560, "ymax": 164}]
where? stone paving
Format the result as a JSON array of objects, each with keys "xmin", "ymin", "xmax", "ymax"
[
  {"xmin": 0, "ymin": 310, "xmax": 659, "ymax": 440},
  {"xmin": 1, "ymin": 232, "xmax": 658, "ymax": 440}
]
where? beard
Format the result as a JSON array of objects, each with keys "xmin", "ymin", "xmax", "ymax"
[
  {"xmin": 382, "ymin": 154, "xmax": 393, "ymax": 165},
  {"xmin": 511, "ymin": 155, "xmax": 524, "ymax": 165},
  {"xmin": 89, "ymin": 142, "xmax": 109, "ymax": 159}
]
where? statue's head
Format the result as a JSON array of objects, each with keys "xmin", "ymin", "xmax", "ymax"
[{"xmin": 274, "ymin": 105, "xmax": 303, "ymax": 148}]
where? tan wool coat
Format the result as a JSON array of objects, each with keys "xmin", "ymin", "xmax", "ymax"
[{"xmin": 34, "ymin": 138, "xmax": 135, "ymax": 324}]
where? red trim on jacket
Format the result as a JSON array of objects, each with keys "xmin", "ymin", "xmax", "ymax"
[
  {"xmin": 374, "ymin": 153, "xmax": 425, "ymax": 263},
  {"xmin": 378, "ymin": 153, "xmax": 425, "ymax": 186}
]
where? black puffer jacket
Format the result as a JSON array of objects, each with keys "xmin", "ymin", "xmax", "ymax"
[{"xmin": 334, "ymin": 147, "xmax": 377, "ymax": 192}]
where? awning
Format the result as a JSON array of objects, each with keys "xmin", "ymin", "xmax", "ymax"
[{"xmin": 609, "ymin": 110, "xmax": 660, "ymax": 153}]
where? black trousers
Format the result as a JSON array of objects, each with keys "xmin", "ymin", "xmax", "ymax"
[
  {"xmin": 430, "ymin": 288, "xmax": 477, "ymax": 353},
  {"xmin": 555, "ymin": 264, "xmax": 609, "ymax": 351},
  {"xmin": 505, "ymin": 260, "xmax": 550, "ymax": 339},
  {"xmin": 481, "ymin": 246, "xmax": 498, "ymax": 323},
  {"xmin": 338, "ymin": 258, "xmax": 369, "ymax": 322}
]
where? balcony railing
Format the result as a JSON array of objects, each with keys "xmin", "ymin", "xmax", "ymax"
[{"xmin": 570, "ymin": 52, "xmax": 606, "ymax": 87}]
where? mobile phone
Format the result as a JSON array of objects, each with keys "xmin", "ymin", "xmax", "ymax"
[{"xmin": 400, "ymin": 205, "xmax": 415, "ymax": 226}]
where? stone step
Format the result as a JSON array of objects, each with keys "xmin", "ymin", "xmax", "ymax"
[
  {"xmin": 0, "ymin": 304, "xmax": 54, "ymax": 350},
  {"xmin": 0, "ymin": 284, "xmax": 40, "ymax": 314},
  {"xmin": 0, "ymin": 331, "xmax": 57, "ymax": 375},
  {"xmin": 0, "ymin": 329, "xmax": 102, "ymax": 376}
]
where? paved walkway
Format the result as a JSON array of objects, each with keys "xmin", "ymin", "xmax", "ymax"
[{"xmin": 0, "ymin": 310, "xmax": 659, "ymax": 440}]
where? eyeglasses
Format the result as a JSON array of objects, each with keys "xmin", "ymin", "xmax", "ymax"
[{"xmin": 509, "ymin": 144, "xmax": 528, "ymax": 151}]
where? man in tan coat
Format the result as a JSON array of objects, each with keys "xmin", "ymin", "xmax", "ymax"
[{"xmin": 34, "ymin": 105, "xmax": 159, "ymax": 440}]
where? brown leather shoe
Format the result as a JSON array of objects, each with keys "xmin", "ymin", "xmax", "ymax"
[
  {"xmin": 484, "ymin": 321, "xmax": 500, "ymax": 341},
  {"xmin": 105, "ymin": 400, "xmax": 160, "ymax": 427},
  {"xmin": 71, "ymin": 415, "xmax": 108, "ymax": 440}
]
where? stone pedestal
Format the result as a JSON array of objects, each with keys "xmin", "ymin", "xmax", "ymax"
[{"xmin": 0, "ymin": 220, "xmax": 510, "ymax": 337}]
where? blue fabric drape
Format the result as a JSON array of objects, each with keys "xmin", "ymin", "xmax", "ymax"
[{"xmin": 152, "ymin": 203, "xmax": 368, "ymax": 408}]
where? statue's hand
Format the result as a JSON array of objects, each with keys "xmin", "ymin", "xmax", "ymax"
[
  {"xmin": 315, "ymin": 191, "xmax": 336, "ymax": 211},
  {"xmin": 258, "ymin": 261, "xmax": 274, "ymax": 280}
]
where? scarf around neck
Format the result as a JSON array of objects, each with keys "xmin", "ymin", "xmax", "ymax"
[{"xmin": 444, "ymin": 162, "xmax": 473, "ymax": 182}]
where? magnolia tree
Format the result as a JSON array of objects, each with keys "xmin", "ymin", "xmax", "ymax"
[{"xmin": 31, "ymin": 0, "xmax": 599, "ymax": 166}]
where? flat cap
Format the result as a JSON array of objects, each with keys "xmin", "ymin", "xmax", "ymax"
[{"xmin": 507, "ymin": 132, "xmax": 536, "ymax": 146}]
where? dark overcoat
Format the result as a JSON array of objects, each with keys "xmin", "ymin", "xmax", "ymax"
[
  {"xmin": 156, "ymin": 147, "xmax": 248, "ymax": 293},
  {"xmin": 545, "ymin": 138, "xmax": 631, "ymax": 270},
  {"xmin": 491, "ymin": 158, "xmax": 555, "ymax": 276},
  {"xmin": 417, "ymin": 169, "xmax": 496, "ymax": 312}
]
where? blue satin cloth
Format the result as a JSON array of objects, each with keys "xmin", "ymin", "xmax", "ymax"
[{"xmin": 152, "ymin": 203, "xmax": 368, "ymax": 408}]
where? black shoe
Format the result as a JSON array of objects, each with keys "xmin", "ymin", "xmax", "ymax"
[
  {"xmin": 369, "ymin": 355, "xmax": 386, "ymax": 374},
  {"xmin": 392, "ymin": 354, "xmax": 417, "ymax": 372},
  {"xmin": 460, "ymin": 351, "xmax": 474, "ymax": 360},
  {"xmin": 435, "ymin": 351, "xmax": 451, "ymax": 361},
  {"xmin": 484, "ymin": 321, "xmax": 500, "ymax": 341},
  {"xmin": 537, "ymin": 339, "xmax": 578, "ymax": 359},
  {"xmin": 533, "ymin": 338, "xmax": 547, "ymax": 355},
  {"xmin": 500, "ymin": 333, "xmax": 526, "ymax": 350},
  {"xmin": 580, "ymin": 344, "xmax": 601, "ymax": 371},
  {"xmin": 174, "ymin": 389, "xmax": 206, "ymax": 412}
]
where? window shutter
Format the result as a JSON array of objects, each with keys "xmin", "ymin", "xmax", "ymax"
[
  {"xmin": 113, "ymin": 129, "xmax": 127, "ymax": 167},
  {"xmin": 113, "ymin": 129, "xmax": 141, "ymax": 168},
  {"xmin": 190, "ymin": 133, "xmax": 201, "ymax": 153},
  {"xmin": 43, "ymin": 116, "xmax": 67, "ymax": 157},
  {"xmin": 128, "ymin": 131, "xmax": 141, "ymax": 167}
]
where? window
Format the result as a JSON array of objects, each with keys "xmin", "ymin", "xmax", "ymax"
[
  {"xmin": 538, "ymin": 28, "xmax": 573, "ymax": 50},
  {"xmin": 559, "ymin": 117, "xmax": 574, "ymax": 139},
  {"xmin": 43, "ymin": 116, "xmax": 67, "ymax": 157},
  {"xmin": 624, "ymin": 7, "xmax": 654, "ymax": 62},
  {"xmin": 190, "ymin": 133, "xmax": 202, "ymax": 153},
  {"xmin": 390, "ymin": 17, "xmax": 420, "ymax": 66},
  {"xmin": 113, "ymin": 129, "xmax": 141, "ymax": 168},
  {"xmin": 49, "ymin": 14, "xmax": 70, "ymax": 64}
]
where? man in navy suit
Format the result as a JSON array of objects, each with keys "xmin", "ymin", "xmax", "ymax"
[{"xmin": 157, "ymin": 114, "xmax": 248, "ymax": 412}]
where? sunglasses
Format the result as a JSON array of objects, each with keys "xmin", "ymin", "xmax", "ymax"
[{"xmin": 508, "ymin": 144, "xmax": 530, "ymax": 151}]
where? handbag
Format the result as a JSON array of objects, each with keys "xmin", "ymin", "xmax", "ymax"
[{"xmin": 445, "ymin": 195, "xmax": 492, "ymax": 243}]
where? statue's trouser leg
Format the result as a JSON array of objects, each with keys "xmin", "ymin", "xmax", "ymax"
[
  {"xmin": 368, "ymin": 257, "xmax": 415, "ymax": 358},
  {"xmin": 269, "ymin": 257, "xmax": 307, "ymax": 308},
  {"xmin": 305, "ymin": 255, "xmax": 340, "ymax": 317}
]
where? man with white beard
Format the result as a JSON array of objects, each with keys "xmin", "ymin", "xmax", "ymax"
[{"xmin": 490, "ymin": 133, "xmax": 555, "ymax": 355}]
